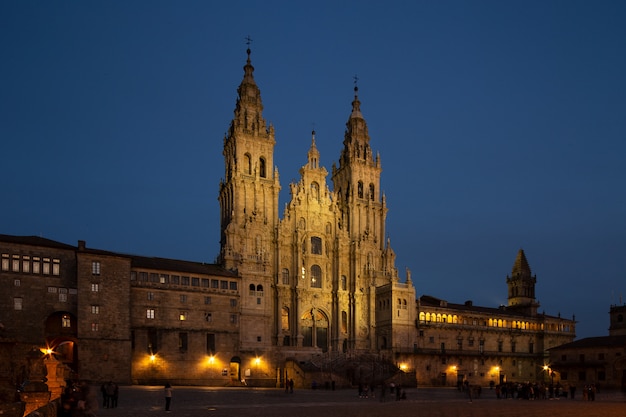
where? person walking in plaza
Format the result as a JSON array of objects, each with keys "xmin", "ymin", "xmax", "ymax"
[{"xmin": 164, "ymin": 383, "xmax": 173, "ymax": 412}]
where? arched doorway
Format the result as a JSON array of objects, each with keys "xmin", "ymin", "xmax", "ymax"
[
  {"xmin": 45, "ymin": 312, "xmax": 78, "ymax": 373},
  {"xmin": 229, "ymin": 356, "xmax": 241, "ymax": 383},
  {"xmin": 301, "ymin": 308, "xmax": 329, "ymax": 352}
]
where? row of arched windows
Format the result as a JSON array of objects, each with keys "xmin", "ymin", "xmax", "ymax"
[
  {"xmin": 243, "ymin": 153, "xmax": 267, "ymax": 178},
  {"xmin": 248, "ymin": 284, "xmax": 264, "ymax": 296},
  {"xmin": 357, "ymin": 181, "xmax": 376, "ymax": 200},
  {"xmin": 418, "ymin": 312, "xmax": 562, "ymax": 332}
]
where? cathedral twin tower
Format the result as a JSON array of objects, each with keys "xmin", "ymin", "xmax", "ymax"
[{"xmin": 217, "ymin": 47, "xmax": 408, "ymax": 356}]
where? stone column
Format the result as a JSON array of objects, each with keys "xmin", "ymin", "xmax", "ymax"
[{"xmin": 44, "ymin": 355, "xmax": 68, "ymax": 401}]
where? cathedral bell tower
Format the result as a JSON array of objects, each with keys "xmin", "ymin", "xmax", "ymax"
[
  {"xmin": 506, "ymin": 249, "xmax": 539, "ymax": 316},
  {"xmin": 331, "ymin": 84, "xmax": 396, "ymax": 352},
  {"xmin": 218, "ymin": 46, "xmax": 280, "ymax": 352},
  {"xmin": 218, "ymin": 46, "xmax": 280, "ymax": 274}
]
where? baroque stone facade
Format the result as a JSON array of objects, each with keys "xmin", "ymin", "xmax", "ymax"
[{"xmin": 0, "ymin": 47, "xmax": 576, "ymax": 388}]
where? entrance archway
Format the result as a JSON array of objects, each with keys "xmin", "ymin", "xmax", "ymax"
[
  {"xmin": 301, "ymin": 308, "xmax": 329, "ymax": 352},
  {"xmin": 229, "ymin": 356, "xmax": 241, "ymax": 383}
]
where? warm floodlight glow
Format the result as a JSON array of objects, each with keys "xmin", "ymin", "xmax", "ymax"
[
  {"xmin": 150, "ymin": 354, "xmax": 156, "ymax": 361},
  {"xmin": 254, "ymin": 357, "xmax": 261, "ymax": 365},
  {"xmin": 399, "ymin": 363, "xmax": 408, "ymax": 371},
  {"xmin": 40, "ymin": 347, "xmax": 54, "ymax": 356},
  {"xmin": 208, "ymin": 355, "xmax": 215, "ymax": 364}
]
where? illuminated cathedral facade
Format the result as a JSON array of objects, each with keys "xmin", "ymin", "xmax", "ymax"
[{"xmin": 0, "ymin": 47, "xmax": 576, "ymax": 389}]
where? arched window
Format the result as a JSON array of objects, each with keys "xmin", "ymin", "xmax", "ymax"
[
  {"xmin": 340, "ymin": 275, "xmax": 347, "ymax": 291},
  {"xmin": 358, "ymin": 181, "xmax": 364, "ymax": 198},
  {"xmin": 281, "ymin": 268, "xmax": 290, "ymax": 285},
  {"xmin": 256, "ymin": 284, "xmax": 263, "ymax": 292},
  {"xmin": 259, "ymin": 157, "xmax": 266, "ymax": 178},
  {"xmin": 311, "ymin": 236, "xmax": 322, "ymax": 255},
  {"xmin": 249, "ymin": 283, "xmax": 255, "ymax": 295},
  {"xmin": 341, "ymin": 311, "xmax": 347, "ymax": 333},
  {"xmin": 310, "ymin": 265, "xmax": 322, "ymax": 288},
  {"xmin": 369, "ymin": 183, "xmax": 375, "ymax": 200},
  {"xmin": 419, "ymin": 312, "xmax": 426, "ymax": 322},
  {"xmin": 244, "ymin": 153, "xmax": 252, "ymax": 175}
]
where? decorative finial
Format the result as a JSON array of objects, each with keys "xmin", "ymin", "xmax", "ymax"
[{"xmin": 353, "ymin": 74, "xmax": 359, "ymax": 93}]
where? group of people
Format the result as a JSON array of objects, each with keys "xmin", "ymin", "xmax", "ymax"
[
  {"xmin": 492, "ymin": 381, "xmax": 596, "ymax": 400},
  {"xmin": 284, "ymin": 378, "xmax": 294, "ymax": 393},
  {"xmin": 100, "ymin": 380, "xmax": 119, "ymax": 408},
  {"xmin": 59, "ymin": 380, "xmax": 98, "ymax": 417},
  {"xmin": 358, "ymin": 382, "xmax": 406, "ymax": 401}
]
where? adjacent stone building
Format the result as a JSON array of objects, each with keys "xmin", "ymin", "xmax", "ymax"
[
  {"xmin": 548, "ymin": 304, "xmax": 626, "ymax": 390},
  {"xmin": 0, "ymin": 47, "xmax": 576, "ymax": 388}
]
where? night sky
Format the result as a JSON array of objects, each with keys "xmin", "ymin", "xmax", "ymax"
[{"xmin": 2, "ymin": 1, "xmax": 625, "ymax": 340}]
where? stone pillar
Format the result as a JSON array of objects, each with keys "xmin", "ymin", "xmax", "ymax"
[
  {"xmin": 19, "ymin": 348, "xmax": 51, "ymax": 416},
  {"xmin": 44, "ymin": 355, "xmax": 68, "ymax": 401}
]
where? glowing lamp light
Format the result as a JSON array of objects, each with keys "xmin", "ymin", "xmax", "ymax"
[
  {"xmin": 399, "ymin": 363, "xmax": 408, "ymax": 371},
  {"xmin": 254, "ymin": 357, "xmax": 261, "ymax": 365},
  {"xmin": 208, "ymin": 355, "xmax": 215, "ymax": 364},
  {"xmin": 149, "ymin": 354, "xmax": 156, "ymax": 362}
]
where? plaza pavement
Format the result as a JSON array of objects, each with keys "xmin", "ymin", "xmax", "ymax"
[{"xmin": 95, "ymin": 385, "xmax": 626, "ymax": 417}]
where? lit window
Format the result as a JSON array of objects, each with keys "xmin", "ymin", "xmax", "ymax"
[
  {"xmin": 179, "ymin": 311, "xmax": 187, "ymax": 321},
  {"xmin": 62, "ymin": 315, "xmax": 71, "ymax": 328},
  {"xmin": 52, "ymin": 259, "xmax": 60, "ymax": 275},
  {"xmin": 48, "ymin": 287, "xmax": 57, "ymax": 293},
  {"xmin": 91, "ymin": 323, "xmax": 99, "ymax": 332},
  {"xmin": 92, "ymin": 261, "xmax": 100, "ymax": 275},
  {"xmin": 14, "ymin": 297, "xmax": 23, "ymax": 310},
  {"xmin": 1, "ymin": 254, "xmax": 8, "ymax": 271},
  {"xmin": 32, "ymin": 257, "xmax": 40, "ymax": 274},
  {"xmin": 159, "ymin": 274, "xmax": 169, "ymax": 284},
  {"xmin": 310, "ymin": 265, "xmax": 322, "ymax": 288},
  {"xmin": 58, "ymin": 293, "xmax": 67, "ymax": 302},
  {"xmin": 22, "ymin": 256, "xmax": 30, "ymax": 273},
  {"xmin": 12, "ymin": 255, "xmax": 20, "ymax": 272},
  {"xmin": 91, "ymin": 305, "xmax": 100, "ymax": 314},
  {"xmin": 146, "ymin": 309, "xmax": 155, "ymax": 319},
  {"xmin": 42, "ymin": 258, "xmax": 50, "ymax": 274},
  {"xmin": 91, "ymin": 283, "xmax": 100, "ymax": 292}
]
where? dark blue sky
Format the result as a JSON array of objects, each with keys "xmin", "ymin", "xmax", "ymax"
[{"xmin": 2, "ymin": 1, "xmax": 625, "ymax": 340}]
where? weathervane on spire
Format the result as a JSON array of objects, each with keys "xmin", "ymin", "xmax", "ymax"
[
  {"xmin": 353, "ymin": 74, "xmax": 359, "ymax": 92},
  {"xmin": 245, "ymin": 35, "xmax": 253, "ymax": 57}
]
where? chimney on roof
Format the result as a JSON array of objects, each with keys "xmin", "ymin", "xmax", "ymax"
[
  {"xmin": 78, "ymin": 240, "xmax": 86, "ymax": 251},
  {"xmin": 465, "ymin": 300, "xmax": 473, "ymax": 306}
]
